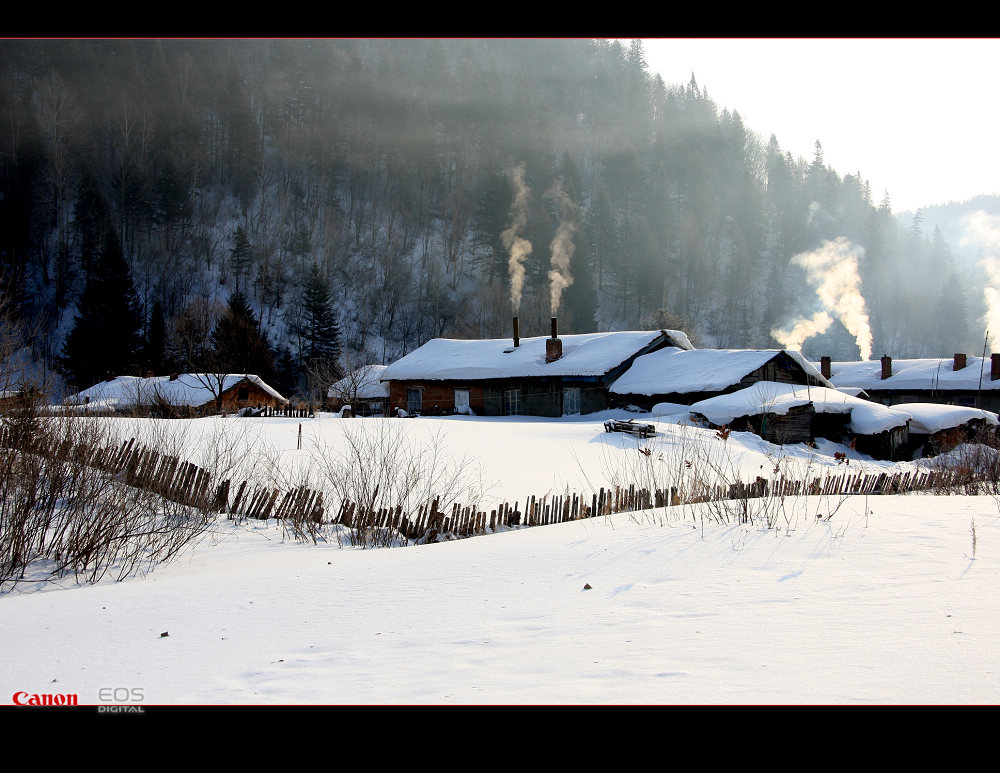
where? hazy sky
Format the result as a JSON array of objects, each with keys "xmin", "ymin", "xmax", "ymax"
[{"xmin": 640, "ymin": 38, "xmax": 1000, "ymax": 214}]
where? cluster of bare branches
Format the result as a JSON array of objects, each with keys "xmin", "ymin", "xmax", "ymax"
[
  {"xmin": 592, "ymin": 422, "xmax": 855, "ymax": 535},
  {"xmin": 0, "ymin": 409, "xmax": 219, "ymax": 589},
  {"xmin": 0, "ymin": 288, "xmax": 234, "ymax": 589},
  {"xmin": 309, "ymin": 422, "xmax": 491, "ymax": 548}
]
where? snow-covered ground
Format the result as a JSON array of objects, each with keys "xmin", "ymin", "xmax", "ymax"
[{"xmin": 2, "ymin": 411, "xmax": 998, "ymax": 705}]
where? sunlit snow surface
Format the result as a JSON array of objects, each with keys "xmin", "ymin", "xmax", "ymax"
[{"xmin": 1, "ymin": 412, "xmax": 997, "ymax": 705}]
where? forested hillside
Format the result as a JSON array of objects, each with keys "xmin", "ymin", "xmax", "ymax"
[{"xmin": 0, "ymin": 39, "xmax": 988, "ymax": 399}]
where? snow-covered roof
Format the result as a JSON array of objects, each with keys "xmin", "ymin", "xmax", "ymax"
[
  {"xmin": 610, "ymin": 348, "xmax": 833, "ymax": 396},
  {"xmin": 892, "ymin": 402, "xmax": 999, "ymax": 435},
  {"xmin": 827, "ymin": 357, "xmax": 1000, "ymax": 392},
  {"xmin": 381, "ymin": 330, "xmax": 692, "ymax": 382},
  {"xmin": 328, "ymin": 365, "xmax": 389, "ymax": 400},
  {"xmin": 688, "ymin": 381, "xmax": 912, "ymax": 436},
  {"xmin": 66, "ymin": 373, "xmax": 286, "ymax": 411}
]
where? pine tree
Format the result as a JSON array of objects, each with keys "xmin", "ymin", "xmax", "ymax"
[
  {"xmin": 209, "ymin": 289, "xmax": 276, "ymax": 382},
  {"xmin": 297, "ymin": 262, "xmax": 341, "ymax": 370},
  {"xmin": 61, "ymin": 230, "xmax": 144, "ymax": 388},
  {"xmin": 228, "ymin": 225, "xmax": 253, "ymax": 293}
]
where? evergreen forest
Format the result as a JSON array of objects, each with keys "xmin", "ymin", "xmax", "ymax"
[{"xmin": 0, "ymin": 39, "xmax": 988, "ymax": 400}]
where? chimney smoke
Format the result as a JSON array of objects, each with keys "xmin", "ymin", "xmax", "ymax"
[{"xmin": 769, "ymin": 238, "xmax": 872, "ymax": 360}]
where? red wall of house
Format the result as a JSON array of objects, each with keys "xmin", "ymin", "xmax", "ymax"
[{"xmin": 388, "ymin": 382, "xmax": 483, "ymax": 414}]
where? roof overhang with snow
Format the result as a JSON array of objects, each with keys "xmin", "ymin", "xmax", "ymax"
[
  {"xmin": 687, "ymin": 381, "xmax": 912, "ymax": 436},
  {"xmin": 827, "ymin": 357, "xmax": 1000, "ymax": 392},
  {"xmin": 610, "ymin": 348, "xmax": 834, "ymax": 396},
  {"xmin": 381, "ymin": 330, "xmax": 692, "ymax": 382},
  {"xmin": 66, "ymin": 373, "xmax": 287, "ymax": 410},
  {"xmin": 892, "ymin": 402, "xmax": 999, "ymax": 434}
]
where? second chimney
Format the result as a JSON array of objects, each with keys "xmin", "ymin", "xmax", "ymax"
[
  {"xmin": 545, "ymin": 317, "xmax": 562, "ymax": 363},
  {"xmin": 512, "ymin": 317, "xmax": 520, "ymax": 348},
  {"xmin": 881, "ymin": 355, "xmax": 892, "ymax": 380},
  {"xmin": 992, "ymin": 353, "xmax": 1000, "ymax": 381},
  {"xmin": 820, "ymin": 356, "xmax": 831, "ymax": 380},
  {"xmin": 954, "ymin": 352, "xmax": 967, "ymax": 371}
]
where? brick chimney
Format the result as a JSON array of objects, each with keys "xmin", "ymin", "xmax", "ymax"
[
  {"xmin": 881, "ymin": 355, "xmax": 892, "ymax": 380},
  {"xmin": 992, "ymin": 353, "xmax": 1000, "ymax": 381},
  {"xmin": 820, "ymin": 356, "xmax": 831, "ymax": 380},
  {"xmin": 545, "ymin": 317, "xmax": 562, "ymax": 363},
  {"xmin": 512, "ymin": 317, "xmax": 520, "ymax": 348},
  {"xmin": 954, "ymin": 353, "xmax": 967, "ymax": 371}
]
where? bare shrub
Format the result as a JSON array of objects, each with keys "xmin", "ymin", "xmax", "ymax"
[
  {"xmin": 310, "ymin": 421, "xmax": 491, "ymax": 547},
  {"xmin": 0, "ymin": 411, "xmax": 219, "ymax": 590},
  {"xmin": 924, "ymin": 435, "xmax": 1000, "ymax": 496},
  {"xmin": 593, "ymin": 420, "xmax": 851, "ymax": 535}
]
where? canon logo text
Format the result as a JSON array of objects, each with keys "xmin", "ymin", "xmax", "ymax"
[{"xmin": 12, "ymin": 691, "xmax": 79, "ymax": 706}]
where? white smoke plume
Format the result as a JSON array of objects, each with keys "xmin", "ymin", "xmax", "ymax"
[
  {"xmin": 771, "ymin": 237, "xmax": 873, "ymax": 360},
  {"xmin": 961, "ymin": 210, "xmax": 1000, "ymax": 351},
  {"xmin": 771, "ymin": 311, "xmax": 833, "ymax": 353},
  {"xmin": 546, "ymin": 181, "xmax": 578, "ymax": 316},
  {"xmin": 502, "ymin": 163, "xmax": 532, "ymax": 314}
]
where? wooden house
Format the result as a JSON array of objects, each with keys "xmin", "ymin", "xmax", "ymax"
[
  {"xmin": 64, "ymin": 373, "xmax": 288, "ymax": 416},
  {"xmin": 0, "ymin": 388, "xmax": 24, "ymax": 413},
  {"xmin": 380, "ymin": 319, "xmax": 693, "ymax": 418},
  {"xmin": 610, "ymin": 348, "xmax": 834, "ymax": 411},
  {"xmin": 823, "ymin": 353, "xmax": 1000, "ymax": 413}
]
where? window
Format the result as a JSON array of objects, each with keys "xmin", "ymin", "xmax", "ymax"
[
  {"xmin": 563, "ymin": 387, "xmax": 581, "ymax": 416},
  {"xmin": 236, "ymin": 387, "xmax": 249, "ymax": 402},
  {"xmin": 503, "ymin": 388, "xmax": 521, "ymax": 416},
  {"xmin": 407, "ymin": 388, "xmax": 422, "ymax": 415},
  {"xmin": 454, "ymin": 389, "xmax": 470, "ymax": 414}
]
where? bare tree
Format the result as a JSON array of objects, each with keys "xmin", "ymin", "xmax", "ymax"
[
  {"xmin": 305, "ymin": 356, "xmax": 341, "ymax": 412},
  {"xmin": 326, "ymin": 350, "xmax": 385, "ymax": 415}
]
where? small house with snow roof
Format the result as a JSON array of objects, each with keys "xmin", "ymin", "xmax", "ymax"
[
  {"xmin": 64, "ymin": 373, "xmax": 288, "ymax": 416},
  {"xmin": 684, "ymin": 380, "xmax": 914, "ymax": 459},
  {"xmin": 327, "ymin": 365, "xmax": 390, "ymax": 416}
]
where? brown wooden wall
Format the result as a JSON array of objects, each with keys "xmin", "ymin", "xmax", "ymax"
[
  {"xmin": 214, "ymin": 381, "xmax": 286, "ymax": 412},
  {"xmin": 389, "ymin": 381, "xmax": 486, "ymax": 415}
]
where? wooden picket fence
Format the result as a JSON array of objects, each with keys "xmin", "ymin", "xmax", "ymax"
[
  {"xmin": 326, "ymin": 463, "xmax": 991, "ymax": 542},
  {"xmin": 0, "ymin": 426, "xmax": 323, "ymax": 524},
  {"xmin": 2, "ymin": 422, "xmax": 993, "ymax": 544}
]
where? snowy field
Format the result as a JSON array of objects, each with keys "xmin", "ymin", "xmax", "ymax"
[{"xmin": 2, "ymin": 411, "xmax": 998, "ymax": 706}]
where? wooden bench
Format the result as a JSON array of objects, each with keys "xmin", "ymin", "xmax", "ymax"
[{"xmin": 603, "ymin": 419, "xmax": 655, "ymax": 439}]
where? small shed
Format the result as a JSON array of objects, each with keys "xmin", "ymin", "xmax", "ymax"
[
  {"xmin": 687, "ymin": 381, "xmax": 913, "ymax": 459},
  {"xmin": 327, "ymin": 365, "xmax": 389, "ymax": 416},
  {"xmin": 892, "ymin": 402, "xmax": 999, "ymax": 457}
]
